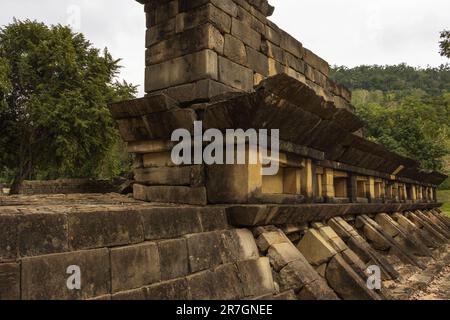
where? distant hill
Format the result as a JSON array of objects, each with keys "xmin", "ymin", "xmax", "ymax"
[
  {"xmin": 329, "ymin": 64, "xmax": 450, "ymax": 187},
  {"xmin": 331, "ymin": 64, "xmax": 450, "ymax": 96}
]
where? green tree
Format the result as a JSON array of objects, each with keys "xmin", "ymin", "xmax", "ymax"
[
  {"xmin": 440, "ymin": 30, "xmax": 450, "ymax": 58},
  {"xmin": 0, "ymin": 20, "xmax": 136, "ymax": 193},
  {"xmin": 353, "ymin": 89, "xmax": 449, "ymax": 172}
]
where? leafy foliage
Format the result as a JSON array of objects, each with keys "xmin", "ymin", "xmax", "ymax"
[
  {"xmin": 0, "ymin": 20, "xmax": 136, "ymax": 190},
  {"xmin": 331, "ymin": 64, "xmax": 450, "ymax": 96},
  {"xmin": 440, "ymin": 30, "xmax": 450, "ymax": 58},
  {"xmin": 352, "ymin": 89, "xmax": 449, "ymax": 172}
]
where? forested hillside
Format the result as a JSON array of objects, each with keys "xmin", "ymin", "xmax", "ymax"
[{"xmin": 331, "ymin": 64, "xmax": 450, "ymax": 189}]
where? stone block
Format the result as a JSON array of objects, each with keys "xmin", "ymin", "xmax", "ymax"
[
  {"xmin": 186, "ymin": 263, "xmax": 244, "ymax": 300},
  {"xmin": 326, "ymin": 255, "xmax": 380, "ymax": 300},
  {"xmin": 219, "ymin": 229, "xmax": 259, "ymax": 263},
  {"xmin": 213, "ymin": 263, "xmax": 245, "ymax": 300},
  {"xmin": 0, "ymin": 263, "xmax": 20, "ymax": 300},
  {"xmin": 141, "ymin": 207, "xmax": 202, "ymax": 240},
  {"xmin": 142, "ymin": 151, "xmax": 175, "ymax": 167},
  {"xmin": 186, "ymin": 269, "xmax": 216, "ymax": 300},
  {"xmin": 231, "ymin": 18, "xmax": 261, "ymax": 50},
  {"xmin": 318, "ymin": 226, "xmax": 347, "ymax": 252},
  {"xmin": 134, "ymin": 166, "xmax": 204, "ymax": 186},
  {"xmin": 176, "ymin": 3, "xmax": 232, "ymax": 34},
  {"xmin": 279, "ymin": 257, "xmax": 321, "ymax": 291},
  {"xmin": 133, "ymin": 184, "xmax": 207, "ymax": 205},
  {"xmin": 246, "ymin": 45, "xmax": 269, "ymax": 76},
  {"xmin": 265, "ymin": 25, "xmax": 281, "ymax": 46},
  {"xmin": 158, "ymin": 238, "xmax": 189, "ymax": 280},
  {"xmin": 261, "ymin": 40, "xmax": 284, "ymax": 63},
  {"xmin": 224, "ymin": 33, "xmax": 247, "ymax": 65},
  {"xmin": 110, "ymin": 243, "xmax": 160, "ymax": 293},
  {"xmin": 185, "ymin": 231, "xmax": 223, "ymax": 272},
  {"xmin": 165, "ymin": 79, "xmax": 238, "ymax": 103},
  {"xmin": 146, "ymin": 278, "xmax": 190, "ymax": 300},
  {"xmin": 218, "ymin": 56, "xmax": 254, "ymax": 91},
  {"xmin": 198, "ymin": 207, "xmax": 228, "ymax": 232},
  {"xmin": 0, "ymin": 215, "xmax": 18, "ymax": 262},
  {"xmin": 256, "ymin": 231, "xmax": 287, "ymax": 252},
  {"xmin": 297, "ymin": 281, "xmax": 339, "ymax": 300},
  {"xmin": 268, "ymin": 242, "xmax": 302, "ymax": 271},
  {"xmin": 146, "ymin": 24, "xmax": 224, "ymax": 65},
  {"xmin": 297, "ymin": 229, "xmax": 337, "ymax": 266},
  {"xmin": 375, "ymin": 214, "xmax": 400, "ymax": 238},
  {"xmin": 68, "ymin": 209, "xmax": 144, "ymax": 250},
  {"xmin": 303, "ymin": 48, "xmax": 329, "ymax": 76},
  {"xmin": 145, "ymin": 49, "xmax": 218, "ymax": 92},
  {"xmin": 18, "ymin": 213, "xmax": 68, "ymax": 257},
  {"xmin": 146, "ymin": 18, "xmax": 176, "ymax": 47},
  {"xmin": 237, "ymin": 258, "xmax": 275, "ymax": 297},
  {"xmin": 21, "ymin": 249, "xmax": 110, "ymax": 300},
  {"xmin": 109, "ymin": 94, "xmax": 177, "ymax": 120},
  {"xmin": 280, "ymin": 31, "xmax": 303, "ymax": 58}
]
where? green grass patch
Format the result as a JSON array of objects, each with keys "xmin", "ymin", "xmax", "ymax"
[{"xmin": 437, "ymin": 190, "xmax": 450, "ymax": 217}]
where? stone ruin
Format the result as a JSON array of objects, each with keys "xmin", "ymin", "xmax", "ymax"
[{"xmin": 0, "ymin": 0, "xmax": 449, "ymax": 300}]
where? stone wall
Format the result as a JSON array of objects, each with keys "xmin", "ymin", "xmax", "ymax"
[
  {"xmin": 140, "ymin": 0, "xmax": 353, "ymax": 112},
  {"xmin": 17, "ymin": 179, "xmax": 121, "ymax": 195},
  {"xmin": 1, "ymin": 194, "xmax": 448, "ymax": 300}
]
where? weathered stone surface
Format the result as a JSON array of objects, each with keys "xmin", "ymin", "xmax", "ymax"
[
  {"xmin": 231, "ymin": 18, "xmax": 261, "ymax": 50},
  {"xmin": 109, "ymin": 94, "xmax": 177, "ymax": 120},
  {"xmin": 224, "ymin": 33, "xmax": 247, "ymax": 65},
  {"xmin": 0, "ymin": 263, "xmax": 20, "ymax": 300},
  {"xmin": 134, "ymin": 166, "xmax": 204, "ymax": 186},
  {"xmin": 21, "ymin": 249, "xmax": 110, "ymax": 300},
  {"xmin": 326, "ymin": 255, "xmax": 380, "ymax": 300},
  {"xmin": 146, "ymin": 23, "xmax": 224, "ymax": 65},
  {"xmin": 110, "ymin": 242, "xmax": 160, "ymax": 293},
  {"xmin": 176, "ymin": 3, "xmax": 232, "ymax": 34},
  {"xmin": 142, "ymin": 151, "xmax": 175, "ymax": 167},
  {"xmin": 146, "ymin": 278, "xmax": 190, "ymax": 300},
  {"xmin": 158, "ymin": 238, "xmax": 189, "ymax": 280},
  {"xmin": 267, "ymin": 242, "xmax": 302, "ymax": 271},
  {"xmin": 187, "ymin": 263, "xmax": 244, "ymax": 300},
  {"xmin": 68, "ymin": 209, "xmax": 144, "ymax": 250},
  {"xmin": 220, "ymin": 229, "xmax": 259, "ymax": 263},
  {"xmin": 141, "ymin": 207, "xmax": 202, "ymax": 240},
  {"xmin": 218, "ymin": 56, "xmax": 253, "ymax": 91},
  {"xmin": 279, "ymin": 257, "xmax": 322, "ymax": 291},
  {"xmin": 112, "ymin": 288, "xmax": 147, "ymax": 300},
  {"xmin": 297, "ymin": 229, "xmax": 337, "ymax": 266},
  {"xmin": 237, "ymin": 258, "xmax": 275, "ymax": 297},
  {"xmin": 256, "ymin": 231, "xmax": 287, "ymax": 252},
  {"xmin": 134, "ymin": 184, "xmax": 207, "ymax": 205},
  {"xmin": 145, "ymin": 49, "xmax": 218, "ymax": 92},
  {"xmin": 298, "ymin": 281, "xmax": 339, "ymax": 300},
  {"xmin": 18, "ymin": 213, "xmax": 68, "ymax": 257},
  {"xmin": 246, "ymin": 46, "xmax": 269, "ymax": 76},
  {"xmin": 186, "ymin": 232, "xmax": 223, "ymax": 272},
  {"xmin": 198, "ymin": 207, "xmax": 228, "ymax": 232},
  {"xmin": 0, "ymin": 215, "xmax": 18, "ymax": 262}
]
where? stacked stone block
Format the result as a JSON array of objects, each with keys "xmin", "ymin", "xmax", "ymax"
[
  {"xmin": 0, "ymin": 199, "xmax": 279, "ymax": 300},
  {"xmin": 140, "ymin": 0, "xmax": 353, "ymax": 111}
]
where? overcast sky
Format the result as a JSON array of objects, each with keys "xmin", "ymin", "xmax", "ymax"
[{"xmin": 1, "ymin": 0, "xmax": 449, "ymax": 95}]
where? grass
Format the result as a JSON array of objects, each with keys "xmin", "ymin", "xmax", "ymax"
[{"xmin": 437, "ymin": 189, "xmax": 450, "ymax": 217}]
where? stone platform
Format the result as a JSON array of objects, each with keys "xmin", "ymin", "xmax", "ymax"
[{"xmin": 1, "ymin": 193, "xmax": 448, "ymax": 300}]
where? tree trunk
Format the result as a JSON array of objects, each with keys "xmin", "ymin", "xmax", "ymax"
[{"xmin": 9, "ymin": 165, "xmax": 32, "ymax": 195}]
